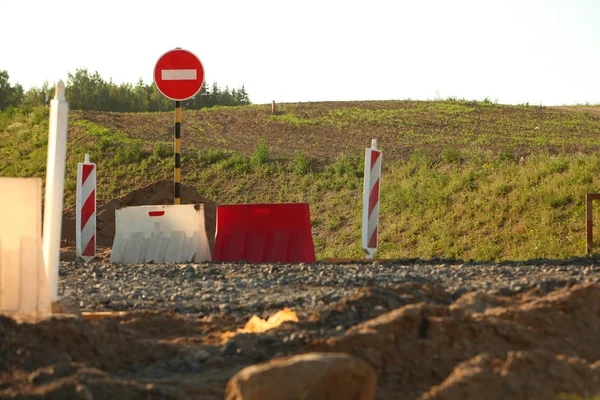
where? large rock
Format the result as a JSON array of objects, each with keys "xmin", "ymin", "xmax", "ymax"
[{"xmin": 225, "ymin": 352, "xmax": 377, "ymax": 400}]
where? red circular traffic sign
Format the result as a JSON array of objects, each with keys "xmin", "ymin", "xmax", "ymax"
[{"xmin": 153, "ymin": 48, "xmax": 205, "ymax": 101}]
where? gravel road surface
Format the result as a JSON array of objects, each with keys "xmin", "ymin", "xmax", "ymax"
[{"xmin": 59, "ymin": 258, "xmax": 600, "ymax": 317}]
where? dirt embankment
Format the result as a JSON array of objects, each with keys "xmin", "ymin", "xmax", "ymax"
[
  {"xmin": 1, "ymin": 282, "xmax": 599, "ymax": 399},
  {"xmin": 61, "ymin": 179, "xmax": 217, "ymax": 252}
]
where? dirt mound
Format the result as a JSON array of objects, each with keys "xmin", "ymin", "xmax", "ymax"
[
  {"xmin": 61, "ymin": 179, "xmax": 217, "ymax": 250},
  {"xmin": 306, "ymin": 283, "xmax": 454, "ymax": 331},
  {"xmin": 2, "ymin": 283, "xmax": 600, "ymax": 399},
  {"xmin": 423, "ymin": 350, "xmax": 600, "ymax": 400},
  {"xmin": 0, "ymin": 314, "xmax": 178, "ymax": 375},
  {"xmin": 304, "ymin": 282, "xmax": 600, "ymax": 399}
]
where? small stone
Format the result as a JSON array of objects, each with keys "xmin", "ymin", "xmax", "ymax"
[
  {"xmin": 29, "ymin": 363, "xmax": 78, "ymax": 385},
  {"xmin": 166, "ymin": 356, "xmax": 185, "ymax": 371},
  {"xmin": 223, "ymin": 341, "xmax": 238, "ymax": 356},
  {"xmin": 51, "ymin": 300, "xmax": 82, "ymax": 318},
  {"xmin": 75, "ymin": 384, "xmax": 93, "ymax": 400},
  {"xmin": 205, "ymin": 355, "xmax": 225, "ymax": 366},
  {"xmin": 187, "ymin": 349, "xmax": 211, "ymax": 363}
]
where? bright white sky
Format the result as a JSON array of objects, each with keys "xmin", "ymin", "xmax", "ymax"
[{"xmin": 1, "ymin": 0, "xmax": 599, "ymax": 105}]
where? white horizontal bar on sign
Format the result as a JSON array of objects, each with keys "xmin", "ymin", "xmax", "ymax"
[{"xmin": 161, "ymin": 69, "xmax": 197, "ymax": 80}]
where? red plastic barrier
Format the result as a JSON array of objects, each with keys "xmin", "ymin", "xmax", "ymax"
[{"xmin": 212, "ymin": 203, "xmax": 316, "ymax": 263}]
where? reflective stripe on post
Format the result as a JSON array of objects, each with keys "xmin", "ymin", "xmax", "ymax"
[
  {"xmin": 361, "ymin": 139, "xmax": 382, "ymax": 259},
  {"xmin": 76, "ymin": 154, "xmax": 96, "ymax": 262}
]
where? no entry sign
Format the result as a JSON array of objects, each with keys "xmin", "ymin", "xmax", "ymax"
[{"xmin": 154, "ymin": 48, "xmax": 205, "ymax": 101}]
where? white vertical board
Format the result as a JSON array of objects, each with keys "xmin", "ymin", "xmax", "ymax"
[
  {"xmin": 42, "ymin": 81, "xmax": 69, "ymax": 301},
  {"xmin": 0, "ymin": 178, "xmax": 51, "ymax": 321}
]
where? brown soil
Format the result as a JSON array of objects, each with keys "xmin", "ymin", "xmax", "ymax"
[
  {"xmin": 61, "ymin": 179, "xmax": 217, "ymax": 252},
  {"xmin": 1, "ymin": 283, "xmax": 599, "ymax": 399},
  {"xmin": 74, "ymin": 103, "xmax": 600, "ymax": 167},
  {"xmin": 551, "ymin": 105, "xmax": 600, "ymax": 116}
]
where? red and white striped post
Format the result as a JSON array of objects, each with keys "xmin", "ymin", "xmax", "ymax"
[
  {"xmin": 76, "ymin": 154, "xmax": 96, "ymax": 261},
  {"xmin": 362, "ymin": 139, "xmax": 382, "ymax": 259}
]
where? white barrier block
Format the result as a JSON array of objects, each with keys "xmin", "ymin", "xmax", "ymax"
[
  {"xmin": 0, "ymin": 178, "xmax": 51, "ymax": 321},
  {"xmin": 110, "ymin": 204, "xmax": 211, "ymax": 264}
]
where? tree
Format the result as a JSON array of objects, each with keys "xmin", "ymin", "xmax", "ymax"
[
  {"xmin": 66, "ymin": 68, "xmax": 95, "ymax": 110},
  {"xmin": 236, "ymin": 85, "xmax": 250, "ymax": 105},
  {"xmin": 0, "ymin": 70, "xmax": 24, "ymax": 110},
  {"xmin": 221, "ymin": 86, "xmax": 233, "ymax": 106},
  {"xmin": 3, "ymin": 68, "xmax": 251, "ymax": 112},
  {"xmin": 133, "ymin": 79, "xmax": 149, "ymax": 112},
  {"xmin": 21, "ymin": 81, "xmax": 52, "ymax": 107}
]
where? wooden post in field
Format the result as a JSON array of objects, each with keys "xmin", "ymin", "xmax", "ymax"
[
  {"xmin": 586, "ymin": 193, "xmax": 600, "ymax": 255},
  {"xmin": 272, "ymin": 100, "xmax": 276, "ymax": 114}
]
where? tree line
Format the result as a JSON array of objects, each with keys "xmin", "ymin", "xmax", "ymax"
[{"xmin": 0, "ymin": 69, "xmax": 250, "ymax": 112}]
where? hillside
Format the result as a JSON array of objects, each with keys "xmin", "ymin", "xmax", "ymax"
[
  {"xmin": 2, "ymin": 100, "xmax": 600, "ymax": 260},
  {"xmin": 74, "ymin": 101, "xmax": 600, "ymax": 163}
]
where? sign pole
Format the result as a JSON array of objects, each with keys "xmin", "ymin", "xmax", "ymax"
[
  {"xmin": 153, "ymin": 48, "xmax": 204, "ymax": 205},
  {"xmin": 174, "ymin": 100, "xmax": 181, "ymax": 204}
]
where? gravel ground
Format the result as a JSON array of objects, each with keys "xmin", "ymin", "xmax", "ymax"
[
  {"xmin": 4, "ymin": 257, "xmax": 599, "ymax": 400},
  {"xmin": 58, "ymin": 257, "xmax": 600, "ymax": 317}
]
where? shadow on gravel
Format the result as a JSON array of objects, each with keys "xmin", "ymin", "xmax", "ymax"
[{"xmin": 320, "ymin": 255, "xmax": 600, "ymax": 267}]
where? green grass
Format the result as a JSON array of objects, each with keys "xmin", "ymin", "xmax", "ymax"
[
  {"xmin": 3, "ymin": 102, "xmax": 600, "ymax": 260},
  {"xmin": 0, "ymin": 107, "xmax": 50, "ymax": 178},
  {"xmin": 558, "ymin": 394, "xmax": 600, "ymax": 400},
  {"xmin": 116, "ymin": 148, "xmax": 600, "ymax": 260}
]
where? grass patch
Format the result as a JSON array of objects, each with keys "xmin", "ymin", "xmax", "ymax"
[
  {"xmin": 292, "ymin": 150, "xmax": 312, "ymax": 175},
  {"xmin": 4, "ymin": 103, "xmax": 600, "ymax": 260}
]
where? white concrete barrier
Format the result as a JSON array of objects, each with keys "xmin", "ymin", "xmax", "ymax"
[
  {"xmin": 110, "ymin": 204, "xmax": 211, "ymax": 264},
  {"xmin": 0, "ymin": 178, "xmax": 51, "ymax": 321}
]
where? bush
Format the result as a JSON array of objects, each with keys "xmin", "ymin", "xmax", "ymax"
[
  {"xmin": 203, "ymin": 148, "xmax": 232, "ymax": 164},
  {"xmin": 115, "ymin": 140, "xmax": 148, "ymax": 163},
  {"xmin": 293, "ymin": 151, "xmax": 311, "ymax": 175},
  {"xmin": 251, "ymin": 137, "xmax": 270, "ymax": 167},
  {"xmin": 153, "ymin": 142, "xmax": 172, "ymax": 158},
  {"xmin": 326, "ymin": 154, "xmax": 363, "ymax": 178}
]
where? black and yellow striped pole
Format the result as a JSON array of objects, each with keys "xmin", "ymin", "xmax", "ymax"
[{"xmin": 174, "ymin": 100, "xmax": 181, "ymax": 205}]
